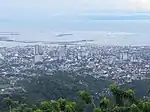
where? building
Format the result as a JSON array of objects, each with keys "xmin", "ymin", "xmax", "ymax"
[
  {"xmin": 120, "ymin": 52, "xmax": 129, "ymax": 61},
  {"xmin": 34, "ymin": 55, "xmax": 43, "ymax": 63},
  {"xmin": 34, "ymin": 45, "xmax": 43, "ymax": 55},
  {"xmin": 59, "ymin": 45, "xmax": 67, "ymax": 60}
]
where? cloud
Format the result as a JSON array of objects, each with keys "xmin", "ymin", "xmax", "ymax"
[
  {"xmin": 1, "ymin": 0, "xmax": 150, "ymax": 14},
  {"xmin": 0, "ymin": 0, "xmax": 150, "ymax": 23}
]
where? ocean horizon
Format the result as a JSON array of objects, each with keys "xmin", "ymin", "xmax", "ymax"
[{"xmin": 0, "ymin": 20, "xmax": 150, "ymax": 47}]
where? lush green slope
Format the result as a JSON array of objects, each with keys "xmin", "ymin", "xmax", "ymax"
[
  {"xmin": 1, "ymin": 84, "xmax": 150, "ymax": 112},
  {"xmin": 16, "ymin": 71, "xmax": 112, "ymax": 104}
]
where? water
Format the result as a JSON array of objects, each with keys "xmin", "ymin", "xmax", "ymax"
[{"xmin": 0, "ymin": 20, "xmax": 150, "ymax": 47}]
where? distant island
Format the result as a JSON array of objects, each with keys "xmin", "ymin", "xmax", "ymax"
[
  {"xmin": 0, "ymin": 38, "xmax": 94, "ymax": 44},
  {"xmin": 56, "ymin": 33, "xmax": 73, "ymax": 37}
]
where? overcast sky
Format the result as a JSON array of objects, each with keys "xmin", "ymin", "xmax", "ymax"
[
  {"xmin": 1, "ymin": 0, "xmax": 150, "ymax": 16},
  {"xmin": 1, "ymin": 0, "xmax": 150, "ymax": 31}
]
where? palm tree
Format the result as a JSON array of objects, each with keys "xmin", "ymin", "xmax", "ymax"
[
  {"xmin": 40, "ymin": 100, "xmax": 60, "ymax": 112},
  {"xmin": 64, "ymin": 103, "xmax": 76, "ymax": 112},
  {"xmin": 99, "ymin": 97, "xmax": 110, "ymax": 111},
  {"xmin": 110, "ymin": 84, "xmax": 123, "ymax": 106},
  {"xmin": 110, "ymin": 83, "xmax": 137, "ymax": 107},
  {"xmin": 58, "ymin": 98, "xmax": 67, "ymax": 111},
  {"xmin": 78, "ymin": 91, "xmax": 96, "ymax": 107},
  {"xmin": 58, "ymin": 98, "xmax": 76, "ymax": 112},
  {"xmin": 78, "ymin": 90, "xmax": 97, "ymax": 112}
]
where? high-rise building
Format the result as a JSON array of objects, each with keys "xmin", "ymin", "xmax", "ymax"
[
  {"xmin": 34, "ymin": 45, "xmax": 43, "ymax": 55},
  {"xmin": 34, "ymin": 45, "xmax": 43, "ymax": 63},
  {"xmin": 120, "ymin": 52, "xmax": 129, "ymax": 61},
  {"xmin": 59, "ymin": 45, "xmax": 67, "ymax": 60}
]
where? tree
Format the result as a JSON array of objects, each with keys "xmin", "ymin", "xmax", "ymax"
[
  {"xmin": 78, "ymin": 91, "xmax": 93, "ymax": 105},
  {"xmin": 99, "ymin": 97, "xmax": 110, "ymax": 111},
  {"xmin": 34, "ymin": 109, "xmax": 43, "ymax": 112},
  {"xmin": 130, "ymin": 104, "xmax": 140, "ymax": 112},
  {"xmin": 3, "ymin": 97, "xmax": 18, "ymax": 112},
  {"xmin": 12, "ymin": 103, "xmax": 33, "ymax": 112},
  {"xmin": 4, "ymin": 84, "xmax": 150, "ymax": 112},
  {"xmin": 58, "ymin": 98, "xmax": 76, "ymax": 112},
  {"xmin": 58, "ymin": 98, "xmax": 67, "ymax": 111},
  {"xmin": 93, "ymin": 108, "xmax": 102, "ymax": 112}
]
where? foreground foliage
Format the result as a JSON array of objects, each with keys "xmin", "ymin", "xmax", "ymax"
[{"xmin": 1, "ymin": 84, "xmax": 150, "ymax": 112}]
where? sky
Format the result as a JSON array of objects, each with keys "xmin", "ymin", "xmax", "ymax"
[
  {"xmin": 0, "ymin": 0, "xmax": 150, "ymax": 31},
  {"xmin": 1, "ymin": 0, "xmax": 150, "ymax": 20}
]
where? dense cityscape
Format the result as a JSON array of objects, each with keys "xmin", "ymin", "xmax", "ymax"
[{"xmin": 0, "ymin": 44, "xmax": 150, "ymax": 95}]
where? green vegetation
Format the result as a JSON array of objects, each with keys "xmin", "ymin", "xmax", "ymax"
[
  {"xmin": 16, "ymin": 71, "xmax": 113, "ymax": 104},
  {"xmin": 1, "ymin": 71, "xmax": 150, "ymax": 111},
  {"xmin": 1, "ymin": 84, "xmax": 150, "ymax": 112}
]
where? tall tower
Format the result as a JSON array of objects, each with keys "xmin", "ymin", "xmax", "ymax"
[
  {"xmin": 120, "ymin": 51, "xmax": 129, "ymax": 61},
  {"xmin": 34, "ymin": 45, "xmax": 43, "ymax": 63},
  {"xmin": 34, "ymin": 45, "xmax": 43, "ymax": 55},
  {"xmin": 59, "ymin": 45, "xmax": 67, "ymax": 60}
]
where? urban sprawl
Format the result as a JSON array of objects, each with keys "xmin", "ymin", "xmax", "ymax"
[{"xmin": 0, "ymin": 44, "xmax": 150, "ymax": 94}]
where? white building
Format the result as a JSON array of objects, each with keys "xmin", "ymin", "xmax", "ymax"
[
  {"xmin": 0, "ymin": 53, "xmax": 4, "ymax": 60},
  {"xmin": 34, "ymin": 55, "xmax": 43, "ymax": 63},
  {"xmin": 59, "ymin": 46, "xmax": 66, "ymax": 60},
  {"xmin": 0, "ymin": 53, "xmax": 4, "ymax": 65},
  {"xmin": 120, "ymin": 52, "xmax": 128, "ymax": 61}
]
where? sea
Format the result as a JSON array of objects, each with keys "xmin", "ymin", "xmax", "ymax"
[{"xmin": 0, "ymin": 20, "xmax": 150, "ymax": 47}]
